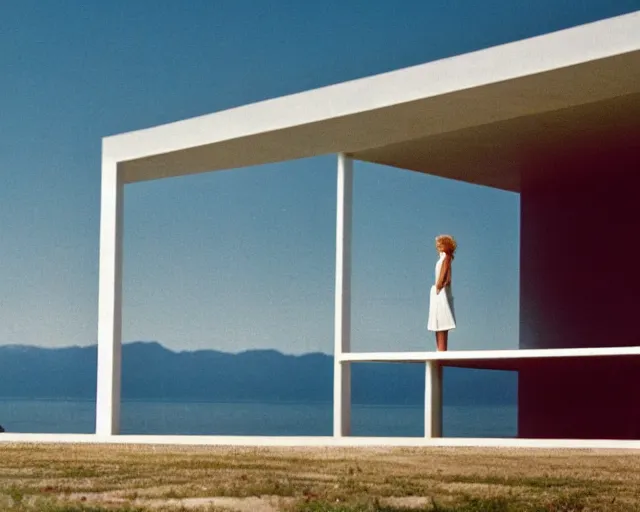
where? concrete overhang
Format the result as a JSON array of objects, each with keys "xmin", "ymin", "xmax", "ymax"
[
  {"xmin": 340, "ymin": 346, "xmax": 640, "ymax": 371},
  {"xmin": 104, "ymin": 11, "xmax": 640, "ymax": 191}
]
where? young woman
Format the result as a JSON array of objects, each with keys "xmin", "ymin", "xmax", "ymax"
[{"xmin": 428, "ymin": 234, "xmax": 457, "ymax": 351}]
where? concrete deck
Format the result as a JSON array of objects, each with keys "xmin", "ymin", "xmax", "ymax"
[
  {"xmin": 1, "ymin": 432, "xmax": 640, "ymax": 449},
  {"xmin": 340, "ymin": 346, "xmax": 640, "ymax": 370}
]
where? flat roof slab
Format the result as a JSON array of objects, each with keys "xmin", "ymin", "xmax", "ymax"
[{"xmin": 103, "ymin": 12, "xmax": 640, "ymax": 191}]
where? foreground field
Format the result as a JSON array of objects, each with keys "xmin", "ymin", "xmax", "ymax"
[{"xmin": 0, "ymin": 443, "xmax": 639, "ymax": 511}]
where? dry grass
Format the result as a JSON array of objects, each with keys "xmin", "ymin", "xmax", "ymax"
[{"xmin": 0, "ymin": 443, "xmax": 639, "ymax": 511}]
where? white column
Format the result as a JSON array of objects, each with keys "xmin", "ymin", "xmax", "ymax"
[
  {"xmin": 333, "ymin": 153, "xmax": 353, "ymax": 437},
  {"xmin": 424, "ymin": 361, "xmax": 443, "ymax": 438},
  {"xmin": 95, "ymin": 156, "xmax": 124, "ymax": 436}
]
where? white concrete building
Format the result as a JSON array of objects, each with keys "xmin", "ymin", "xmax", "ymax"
[{"xmin": 3, "ymin": 11, "xmax": 639, "ymax": 448}]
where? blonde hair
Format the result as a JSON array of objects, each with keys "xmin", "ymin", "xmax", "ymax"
[{"xmin": 435, "ymin": 234, "xmax": 457, "ymax": 258}]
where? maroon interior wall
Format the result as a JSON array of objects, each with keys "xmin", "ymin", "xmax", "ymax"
[
  {"xmin": 518, "ymin": 357, "xmax": 640, "ymax": 439},
  {"xmin": 520, "ymin": 133, "xmax": 640, "ymax": 350},
  {"xmin": 519, "ymin": 130, "xmax": 640, "ymax": 439}
]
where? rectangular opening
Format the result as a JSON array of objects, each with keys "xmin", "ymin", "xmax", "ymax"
[
  {"xmin": 120, "ymin": 157, "xmax": 336, "ymax": 436},
  {"xmin": 350, "ymin": 363, "xmax": 517, "ymax": 438},
  {"xmin": 443, "ymin": 367, "xmax": 517, "ymax": 438},
  {"xmin": 350, "ymin": 362, "xmax": 424, "ymax": 437},
  {"xmin": 351, "ymin": 161, "xmax": 520, "ymax": 354}
]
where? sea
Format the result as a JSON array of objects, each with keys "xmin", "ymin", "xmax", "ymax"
[{"xmin": 0, "ymin": 400, "xmax": 516, "ymax": 437}]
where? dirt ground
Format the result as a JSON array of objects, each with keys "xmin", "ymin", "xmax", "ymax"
[{"xmin": 0, "ymin": 443, "xmax": 639, "ymax": 511}]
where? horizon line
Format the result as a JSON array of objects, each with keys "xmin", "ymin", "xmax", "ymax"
[{"xmin": 0, "ymin": 341, "xmax": 333, "ymax": 357}]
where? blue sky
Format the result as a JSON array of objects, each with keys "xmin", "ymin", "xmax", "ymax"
[{"xmin": 1, "ymin": 1, "xmax": 637, "ymax": 354}]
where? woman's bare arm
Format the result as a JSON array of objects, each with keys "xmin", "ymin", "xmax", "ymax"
[{"xmin": 436, "ymin": 255, "xmax": 451, "ymax": 293}]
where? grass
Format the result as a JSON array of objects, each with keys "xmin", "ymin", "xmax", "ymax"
[{"xmin": 0, "ymin": 443, "xmax": 638, "ymax": 511}]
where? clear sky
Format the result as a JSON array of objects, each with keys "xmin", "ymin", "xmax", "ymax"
[{"xmin": 1, "ymin": 1, "xmax": 637, "ymax": 354}]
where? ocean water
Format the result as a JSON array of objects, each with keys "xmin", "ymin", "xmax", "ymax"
[{"xmin": 0, "ymin": 400, "xmax": 516, "ymax": 438}]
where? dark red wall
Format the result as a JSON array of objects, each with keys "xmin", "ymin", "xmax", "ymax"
[
  {"xmin": 519, "ymin": 130, "xmax": 640, "ymax": 439},
  {"xmin": 518, "ymin": 357, "xmax": 640, "ymax": 439},
  {"xmin": 520, "ymin": 132, "xmax": 640, "ymax": 350}
]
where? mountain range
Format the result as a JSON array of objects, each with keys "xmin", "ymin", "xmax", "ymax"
[{"xmin": 0, "ymin": 342, "xmax": 516, "ymax": 406}]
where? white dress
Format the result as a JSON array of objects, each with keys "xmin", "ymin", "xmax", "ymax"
[{"xmin": 427, "ymin": 252, "xmax": 456, "ymax": 332}]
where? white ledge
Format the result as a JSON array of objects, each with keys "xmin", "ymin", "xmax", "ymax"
[
  {"xmin": 338, "ymin": 346, "xmax": 640, "ymax": 363},
  {"xmin": 1, "ymin": 433, "xmax": 639, "ymax": 449}
]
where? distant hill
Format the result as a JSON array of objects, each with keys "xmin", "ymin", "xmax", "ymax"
[{"xmin": 0, "ymin": 342, "xmax": 516, "ymax": 406}]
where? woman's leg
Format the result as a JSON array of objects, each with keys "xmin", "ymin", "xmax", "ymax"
[{"xmin": 435, "ymin": 331, "xmax": 448, "ymax": 351}]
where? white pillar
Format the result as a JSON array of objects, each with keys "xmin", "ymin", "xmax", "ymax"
[
  {"xmin": 333, "ymin": 153, "xmax": 353, "ymax": 437},
  {"xmin": 425, "ymin": 361, "xmax": 443, "ymax": 438},
  {"xmin": 95, "ymin": 156, "xmax": 124, "ymax": 436}
]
